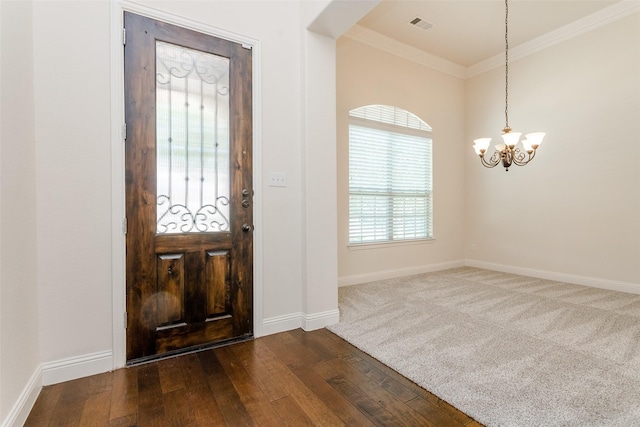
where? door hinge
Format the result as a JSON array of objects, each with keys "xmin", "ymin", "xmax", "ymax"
[
  {"xmin": 123, "ymin": 217, "xmax": 127, "ymax": 235},
  {"xmin": 241, "ymin": 43, "xmax": 252, "ymax": 50},
  {"xmin": 122, "ymin": 123, "xmax": 127, "ymax": 140},
  {"xmin": 123, "ymin": 28, "xmax": 126, "ymax": 45}
]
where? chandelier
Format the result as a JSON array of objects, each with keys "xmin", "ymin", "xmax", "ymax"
[{"xmin": 472, "ymin": 0, "xmax": 545, "ymax": 171}]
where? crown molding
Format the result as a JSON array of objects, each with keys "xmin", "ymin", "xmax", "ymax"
[
  {"xmin": 467, "ymin": 0, "xmax": 640, "ymax": 78},
  {"xmin": 343, "ymin": 24, "xmax": 467, "ymax": 79},
  {"xmin": 342, "ymin": 1, "xmax": 640, "ymax": 80}
]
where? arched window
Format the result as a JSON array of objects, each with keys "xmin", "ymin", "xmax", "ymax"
[{"xmin": 348, "ymin": 105, "xmax": 433, "ymax": 244}]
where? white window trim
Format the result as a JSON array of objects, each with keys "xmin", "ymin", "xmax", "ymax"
[{"xmin": 348, "ymin": 237, "xmax": 436, "ymax": 251}]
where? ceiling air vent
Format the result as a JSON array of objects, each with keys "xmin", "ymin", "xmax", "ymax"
[{"xmin": 409, "ymin": 17, "xmax": 434, "ymax": 31}]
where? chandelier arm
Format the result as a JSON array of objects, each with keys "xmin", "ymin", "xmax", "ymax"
[
  {"xmin": 511, "ymin": 149, "xmax": 536, "ymax": 166},
  {"xmin": 511, "ymin": 147, "xmax": 527, "ymax": 164},
  {"xmin": 511, "ymin": 157, "xmax": 530, "ymax": 167},
  {"xmin": 480, "ymin": 157, "xmax": 501, "ymax": 168},
  {"xmin": 489, "ymin": 149, "xmax": 501, "ymax": 164},
  {"xmin": 480, "ymin": 151, "xmax": 501, "ymax": 168}
]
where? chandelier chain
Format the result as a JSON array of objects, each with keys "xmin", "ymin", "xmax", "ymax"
[
  {"xmin": 472, "ymin": 0, "xmax": 546, "ymax": 171},
  {"xmin": 504, "ymin": 0, "xmax": 509, "ymax": 130}
]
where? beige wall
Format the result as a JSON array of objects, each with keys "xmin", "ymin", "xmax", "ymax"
[
  {"xmin": 465, "ymin": 13, "xmax": 640, "ymax": 284},
  {"xmin": 337, "ymin": 38, "xmax": 467, "ymax": 284},
  {"xmin": 337, "ymin": 12, "xmax": 640, "ymax": 288}
]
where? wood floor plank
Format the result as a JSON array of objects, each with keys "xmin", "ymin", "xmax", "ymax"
[
  {"xmin": 276, "ymin": 329, "xmax": 332, "ymax": 366},
  {"xmin": 263, "ymin": 330, "xmax": 376, "ymax": 426},
  {"xmin": 136, "ymin": 363, "xmax": 167, "ymax": 426},
  {"xmin": 197, "ymin": 349, "xmax": 254, "ymax": 426},
  {"xmin": 157, "ymin": 355, "xmax": 187, "ymax": 394},
  {"xmin": 405, "ymin": 395, "xmax": 468, "ymax": 427},
  {"xmin": 255, "ymin": 338, "xmax": 345, "ymax": 426},
  {"xmin": 24, "ymin": 383, "xmax": 63, "ymax": 427},
  {"xmin": 108, "ymin": 413, "xmax": 138, "ymax": 427},
  {"xmin": 177, "ymin": 353, "xmax": 210, "ymax": 390},
  {"xmin": 162, "ymin": 388, "xmax": 197, "ymax": 426},
  {"xmin": 214, "ymin": 345, "xmax": 283, "ymax": 426},
  {"xmin": 350, "ymin": 357, "xmax": 420, "ymax": 403},
  {"xmin": 109, "ymin": 366, "xmax": 138, "ymax": 421},
  {"xmin": 228, "ymin": 340, "xmax": 290, "ymax": 403},
  {"xmin": 289, "ymin": 358, "xmax": 377, "ymax": 426},
  {"xmin": 260, "ymin": 332, "xmax": 312, "ymax": 368},
  {"xmin": 185, "ymin": 384, "xmax": 227, "ymax": 427},
  {"xmin": 24, "ymin": 329, "xmax": 484, "ymax": 427},
  {"xmin": 79, "ymin": 390, "xmax": 112, "ymax": 426},
  {"xmin": 312, "ymin": 328, "xmax": 366, "ymax": 359},
  {"xmin": 271, "ymin": 396, "xmax": 316, "ymax": 426},
  {"xmin": 46, "ymin": 378, "xmax": 90, "ymax": 426},
  {"xmin": 287, "ymin": 328, "xmax": 336, "ymax": 362},
  {"xmin": 438, "ymin": 398, "xmax": 482, "ymax": 426},
  {"xmin": 319, "ymin": 368, "xmax": 403, "ymax": 427},
  {"xmin": 157, "ymin": 352, "xmax": 228, "ymax": 426},
  {"xmin": 322, "ymin": 356, "xmax": 436, "ymax": 426}
]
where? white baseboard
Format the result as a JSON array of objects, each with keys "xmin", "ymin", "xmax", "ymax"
[
  {"xmin": 260, "ymin": 312, "xmax": 304, "ymax": 337},
  {"xmin": 465, "ymin": 259, "xmax": 640, "ymax": 295},
  {"xmin": 1, "ymin": 366, "xmax": 42, "ymax": 427},
  {"xmin": 260, "ymin": 309, "xmax": 340, "ymax": 337},
  {"xmin": 338, "ymin": 260, "xmax": 465, "ymax": 287},
  {"xmin": 41, "ymin": 350, "xmax": 113, "ymax": 386},
  {"xmin": 301, "ymin": 309, "xmax": 340, "ymax": 331}
]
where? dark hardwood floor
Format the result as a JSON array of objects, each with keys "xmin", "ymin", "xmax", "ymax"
[{"xmin": 25, "ymin": 328, "xmax": 483, "ymax": 426}]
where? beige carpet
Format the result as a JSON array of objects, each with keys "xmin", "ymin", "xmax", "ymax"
[{"xmin": 328, "ymin": 267, "xmax": 640, "ymax": 426}]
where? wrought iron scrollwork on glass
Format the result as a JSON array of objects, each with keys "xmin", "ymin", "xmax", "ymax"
[
  {"xmin": 157, "ymin": 195, "xmax": 230, "ymax": 233},
  {"xmin": 156, "ymin": 43, "xmax": 230, "ymax": 89},
  {"xmin": 155, "ymin": 41, "xmax": 231, "ymax": 234}
]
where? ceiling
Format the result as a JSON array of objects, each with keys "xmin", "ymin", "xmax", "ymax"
[{"xmin": 352, "ymin": 0, "xmax": 621, "ymax": 68}]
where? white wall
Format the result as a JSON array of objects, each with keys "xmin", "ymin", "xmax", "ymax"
[
  {"xmin": 465, "ymin": 13, "xmax": 640, "ymax": 285},
  {"xmin": 33, "ymin": 0, "xmax": 114, "ymax": 367},
  {"xmin": 30, "ymin": 0, "xmax": 310, "ymax": 372},
  {"xmin": 336, "ymin": 38, "xmax": 466, "ymax": 285},
  {"xmin": 28, "ymin": 0, "xmax": 374, "ymax": 386},
  {"xmin": 0, "ymin": 0, "xmax": 41, "ymax": 424},
  {"xmin": 4, "ymin": 0, "xmax": 375, "ymax": 422}
]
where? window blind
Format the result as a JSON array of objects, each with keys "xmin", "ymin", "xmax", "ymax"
[{"xmin": 349, "ymin": 106, "xmax": 432, "ymax": 244}]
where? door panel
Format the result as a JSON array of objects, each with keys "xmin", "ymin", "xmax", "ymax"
[
  {"xmin": 124, "ymin": 12, "xmax": 253, "ymax": 363},
  {"xmin": 206, "ymin": 250, "xmax": 230, "ymax": 316}
]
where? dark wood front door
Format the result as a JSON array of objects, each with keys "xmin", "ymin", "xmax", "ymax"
[{"xmin": 124, "ymin": 12, "xmax": 253, "ymax": 363}]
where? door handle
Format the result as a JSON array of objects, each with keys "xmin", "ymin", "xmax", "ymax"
[{"xmin": 242, "ymin": 223, "xmax": 254, "ymax": 232}]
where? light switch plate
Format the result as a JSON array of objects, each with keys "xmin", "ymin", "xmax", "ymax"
[{"xmin": 268, "ymin": 172, "xmax": 287, "ymax": 187}]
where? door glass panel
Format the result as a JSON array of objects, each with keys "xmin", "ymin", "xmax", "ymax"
[{"xmin": 156, "ymin": 41, "xmax": 230, "ymax": 234}]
